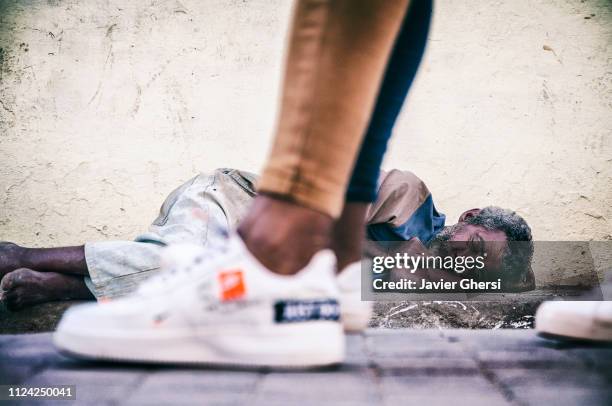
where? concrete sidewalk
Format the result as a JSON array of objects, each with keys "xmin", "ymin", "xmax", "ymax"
[{"xmin": 1, "ymin": 329, "xmax": 611, "ymax": 405}]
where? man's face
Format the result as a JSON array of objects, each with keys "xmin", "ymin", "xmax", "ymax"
[
  {"xmin": 446, "ymin": 223, "xmax": 507, "ymax": 272},
  {"xmin": 429, "ymin": 222, "xmax": 507, "ymax": 272}
]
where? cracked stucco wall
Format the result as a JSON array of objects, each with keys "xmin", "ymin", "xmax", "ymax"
[{"xmin": 1, "ymin": 0, "xmax": 611, "ymax": 254}]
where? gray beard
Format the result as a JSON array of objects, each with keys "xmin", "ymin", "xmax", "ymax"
[
  {"xmin": 427, "ymin": 223, "xmax": 462, "ymax": 246},
  {"xmin": 426, "ymin": 223, "xmax": 465, "ymax": 256}
]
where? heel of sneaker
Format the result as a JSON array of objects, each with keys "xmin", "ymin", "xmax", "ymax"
[{"xmin": 342, "ymin": 310, "xmax": 372, "ymax": 333}]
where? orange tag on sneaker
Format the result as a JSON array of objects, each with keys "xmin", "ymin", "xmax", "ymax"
[{"xmin": 218, "ymin": 269, "xmax": 246, "ymax": 301}]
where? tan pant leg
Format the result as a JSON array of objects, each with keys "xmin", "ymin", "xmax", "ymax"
[{"xmin": 258, "ymin": 0, "xmax": 410, "ymax": 218}]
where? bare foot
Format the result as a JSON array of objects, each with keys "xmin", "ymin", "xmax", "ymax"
[
  {"xmin": 0, "ymin": 242, "xmax": 25, "ymax": 279},
  {"xmin": 0, "ymin": 268, "xmax": 93, "ymax": 311}
]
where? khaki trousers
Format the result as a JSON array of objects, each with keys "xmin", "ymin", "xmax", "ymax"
[{"xmin": 258, "ymin": 0, "xmax": 410, "ymax": 218}]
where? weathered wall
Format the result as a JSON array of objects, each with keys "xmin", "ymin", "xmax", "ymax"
[{"xmin": 1, "ymin": 0, "xmax": 611, "ymax": 251}]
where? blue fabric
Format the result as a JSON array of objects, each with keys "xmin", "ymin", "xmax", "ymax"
[
  {"xmin": 346, "ymin": 0, "xmax": 433, "ymax": 202},
  {"xmin": 367, "ymin": 194, "xmax": 445, "ymax": 243}
]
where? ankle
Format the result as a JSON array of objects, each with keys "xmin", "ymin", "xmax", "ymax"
[
  {"xmin": 18, "ymin": 247, "xmax": 32, "ymax": 269},
  {"xmin": 330, "ymin": 202, "xmax": 368, "ymax": 272},
  {"xmin": 333, "ymin": 246, "xmax": 362, "ymax": 272},
  {"xmin": 0, "ymin": 242, "xmax": 27, "ymax": 270},
  {"xmin": 331, "ymin": 231, "xmax": 363, "ymax": 271},
  {"xmin": 238, "ymin": 195, "xmax": 333, "ymax": 275}
]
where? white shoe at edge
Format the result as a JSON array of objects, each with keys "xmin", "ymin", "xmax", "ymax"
[{"xmin": 54, "ymin": 233, "xmax": 345, "ymax": 368}]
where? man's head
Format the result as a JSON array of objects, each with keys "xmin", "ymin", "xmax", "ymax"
[{"xmin": 429, "ymin": 206, "xmax": 535, "ymax": 291}]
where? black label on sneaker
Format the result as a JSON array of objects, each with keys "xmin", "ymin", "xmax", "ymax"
[{"xmin": 274, "ymin": 299, "xmax": 340, "ymax": 323}]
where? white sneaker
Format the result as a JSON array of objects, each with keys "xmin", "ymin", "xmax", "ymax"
[
  {"xmin": 54, "ymin": 233, "xmax": 345, "ymax": 368},
  {"xmin": 337, "ymin": 261, "xmax": 372, "ymax": 333},
  {"xmin": 138, "ymin": 244, "xmax": 371, "ymax": 333},
  {"xmin": 134, "ymin": 243, "xmax": 215, "ymax": 297},
  {"xmin": 535, "ymin": 301, "xmax": 612, "ymax": 342}
]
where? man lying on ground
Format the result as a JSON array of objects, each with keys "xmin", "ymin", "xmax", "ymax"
[{"xmin": 0, "ymin": 168, "xmax": 534, "ymax": 310}]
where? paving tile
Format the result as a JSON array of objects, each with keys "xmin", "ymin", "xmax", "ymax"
[
  {"xmin": 453, "ymin": 329, "xmax": 543, "ymax": 351},
  {"xmin": 0, "ymin": 333, "xmax": 57, "ymax": 357},
  {"xmin": 344, "ymin": 334, "xmax": 369, "ymax": 366},
  {"xmin": 365, "ymin": 328, "xmax": 449, "ymax": 343},
  {"xmin": 125, "ymin": 391, "xmax": 251, "ymax": 406},
  {"xmin": 125, "ymin": 369, "xmax": 259, "ymax": 400},
  {"xmin": 563, "ymin": 346, "xmax": 612, "ymax": 371},
  {"xmin": 369, "ymin": 345, "xmax": 469, "ymax": 358},
  {"xmin": 251, "ymin": 401, "xmax": 374, "ymax": 406},
  {"xmin": 373, "ymin": 356, "xmax": 479, "ymax": 376},
  {"xmin": 0, "ymin": 343, "xmax": 65, "ymax": 365},
  {"xmin": 382, "ymin": 392, "xmax": 511, "ymax": 406},
  {"xmin": 474, "ymin": 347, "xmax": 581, "ymax": 369},
  {"xmin": 509, "ymin": 385, "xmax": 612, "ymax": 406},
  {"xmin": 0, "ymin": 335, "xmax": 16, "ymax": 346},
  {"xmin": 0, "ymin": 329, "xmax": 610, "ymax": 405},
  {"xmin": 365, "ymin": 329, "xmax": 466, "ymax": 358},
  {"xmin": 254, "ymin": 370, "xmax": 379, "ymax": 403},
  {"xmin": 380, "ymin": 375, "xmax": 510, "ymax": 405},
  {"xmin": 0, "ymin": 364, "xmax": 37, "ymax": 385},
  {"xmin": 24, "ymin": 367, "xmax": 146, "ymax": 405},
  {"xmin": 0, "ymin": 333, "xmax": 66, "ymax": 384},
  {"xmin": 492, "ymin": 368, "xmax": 610, "ymax": 388},
  {"xmin": 490, "ymin": 367, "xmax": 612, "ymax": 405}
]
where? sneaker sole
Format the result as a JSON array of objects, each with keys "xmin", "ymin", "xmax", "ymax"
[
  {"xmin": 54, "ymin": 322, "xmax": 345, "ymax": 368},
  {"xmin": 537, "ymin": 331, "xmax": 612, "ymax": 345},
  {"xmin": 536, "ymin": 306, "xmax": 612, "ymax": 343}
]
